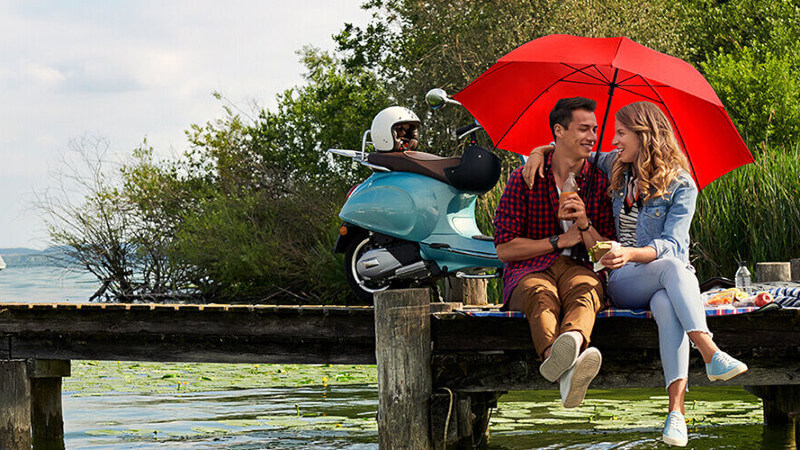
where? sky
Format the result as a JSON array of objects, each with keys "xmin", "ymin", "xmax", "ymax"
[{"xmin": 0, "ymin": 1, "xmax": 371, "ymax": 249}]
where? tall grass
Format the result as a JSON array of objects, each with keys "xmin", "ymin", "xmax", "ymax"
[{"xmin": 691, "ymin": 143, "xmax": 800, "ymax": 281}]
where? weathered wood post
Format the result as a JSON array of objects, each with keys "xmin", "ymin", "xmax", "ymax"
[
  {"xmin": 444, "ymin": 277, "xmax": 488, "ymax": 305},
  {"xmin": 791, "ymin": 258, "xmax": 800, "ymax": 281},
  {"xmin": 0, "ymin": 359, "xmax": 32, "ymax": 449},
  {"xmin": 744, "ymin": 384, "xmax": 800, "ymax": 447},
  {"xmin": 374, "ymin": 288, "xmax": 433, "ymax": 449},
  {"xmin": 29, "ymin": 359, "xmax": 70, "ymax": 449},
  {"xmin": 755, "ymin": 262, "xmax": 791, "ymax": 282}
]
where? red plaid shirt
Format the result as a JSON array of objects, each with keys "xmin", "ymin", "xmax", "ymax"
[{"xmin": 493, "ymin": 152, "xmax": 615, "ymax": 304}]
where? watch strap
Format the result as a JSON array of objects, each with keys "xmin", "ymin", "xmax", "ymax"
[{"xmin": 549, "ymin": 234, "xmax": 560, "ymax": 252}]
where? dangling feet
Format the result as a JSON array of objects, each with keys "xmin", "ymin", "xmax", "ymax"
[
  {"xmin": 559, "ymin": 347, "xmax": 602, "ymax": 408},
  {"xmin": 706, "ymin": 351, "xmax": 748, "ymax": 381},
  {"xmin": 539, "ymin": 331, "xmax": 581, "ymax": 382},
  {"xmin": 662, "ymin": 410, "xmax": 688, "ymax": 447}
]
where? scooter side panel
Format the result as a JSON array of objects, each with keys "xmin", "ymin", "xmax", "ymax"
[
  {"xmin": 419, "ymin": 239, "xmax": 503, "ymax": 271},
  {"xmin": 339, "ymin": 172, "xmax": 453, "ymax": 242}
]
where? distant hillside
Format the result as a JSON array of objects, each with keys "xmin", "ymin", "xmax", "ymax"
[{"xmin": 0, "ymin": 247, "xmax": 75, "ymax": 268}]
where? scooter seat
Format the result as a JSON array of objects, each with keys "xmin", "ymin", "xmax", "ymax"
[
  {"xmin": 367, "ymin": 151, "xmax": 460, "ymax": 185},
  {"xmin": 366, "ymin": 146, "xmax": 501, "ymax": 194}
]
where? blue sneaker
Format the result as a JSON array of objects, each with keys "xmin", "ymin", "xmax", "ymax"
[
  {"xmin": 706, "ymin": 351, "xmax": 748, "ymax": 381},
  {"xmin": 662, "ymin": 411, "xmax": 688, "ymax": 447}
]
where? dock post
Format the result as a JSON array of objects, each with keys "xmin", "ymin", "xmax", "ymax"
[
  {"xmin": 0, "ymin": 359, "xmax": 32, "ymax": 450},
  {"xmin": 374, "ymin": 288, "xmax": 432, "ymax": 449},
  {"xmin": 28, "ymin": 359, "xmax": 70, "ymax": 449}
]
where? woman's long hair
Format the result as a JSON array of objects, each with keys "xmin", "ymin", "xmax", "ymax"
[{"xmin": 607, "ymin": 102, "xmax": 690, "ymax": 201}]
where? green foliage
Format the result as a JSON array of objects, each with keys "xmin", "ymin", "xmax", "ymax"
[
  {"xmin": 337, "ymin": 0, "xmax": 686, "ymax": 154},
  {"xmin": 691, "ymin": 144, "xmax": 800, "ymax": 281},
  {"xmin": 678, "ymin": 0, "xmax": 800, "ymax": 150},
  {"xmin": 701, "ymin": 47, "xmax": 800, "ymax": 151},
  {"xmin": 151, "ymin": 49, "xmax": 389, "ymax": 301}
]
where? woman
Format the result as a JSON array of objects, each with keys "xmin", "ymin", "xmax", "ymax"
[{"xmin": 524, "ymin": 101, "xmax": 747, "ymax": 447}]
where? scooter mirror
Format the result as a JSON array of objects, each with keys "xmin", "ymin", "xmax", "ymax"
[
  {"xmin": 425, "ymin": 88, "xmax": 447, "ymax": 109},
  {"xmin": 425, "ymin": 88, "xmax": 461, "ymax": 109}
]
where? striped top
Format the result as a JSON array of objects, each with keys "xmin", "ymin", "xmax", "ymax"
[{"xmin": 618, "ymin": 203, "xmax": 639, "ymax": 247}]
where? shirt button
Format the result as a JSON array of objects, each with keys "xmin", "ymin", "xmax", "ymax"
[{"xmin": 655, "ymin": 211, "xmax": 661, "ymax": 216}]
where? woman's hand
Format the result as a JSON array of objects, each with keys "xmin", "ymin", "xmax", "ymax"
[
  {"xmin": 599, "ymin": 246, "xmax": 634, "ymax": 270},
  {"xmin": 522, "ymin": 144, "xmax": 554, "ymax": 188}
]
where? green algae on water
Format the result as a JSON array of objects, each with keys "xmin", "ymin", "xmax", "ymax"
[{"xmin": 63, "ymin": 361, "xmax": 377, "ymax": 395}]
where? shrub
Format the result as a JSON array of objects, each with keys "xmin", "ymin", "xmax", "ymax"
[{"xmin": 691, "ymin": 143, "xmax": 800, "ymax": 281}]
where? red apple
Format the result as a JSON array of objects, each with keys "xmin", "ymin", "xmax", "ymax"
[{"xmin": 754, "ymin": 292, "xmax": 773, "ymax": 307}]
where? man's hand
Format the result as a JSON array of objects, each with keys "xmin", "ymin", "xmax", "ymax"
[
  {"xmin": 599, "ymin": 246, "xmax": 634, "ymax": 269},
  {"xmin": 558, "ymin": 223, "xmax": 583, "ymax": 249},
  {"xmin": 559, "ymin": 193, "xmax": 589, "ymax": 229}
]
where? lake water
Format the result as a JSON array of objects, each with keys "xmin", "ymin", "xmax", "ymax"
[{"xmin": 1, "ymin": 265, "xmax": 795, "ymax": 448}]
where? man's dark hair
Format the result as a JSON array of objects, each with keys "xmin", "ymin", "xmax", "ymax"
[{"xmin": 549, "ymin": 97, "xmax": 597, "ymax": 140}]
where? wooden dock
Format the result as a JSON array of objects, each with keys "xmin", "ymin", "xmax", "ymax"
[{"xmin": 1, "ymin": 293, "xmax": 799, "ymax": 449}]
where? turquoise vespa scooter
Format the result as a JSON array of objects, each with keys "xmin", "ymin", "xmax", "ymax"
[{"xmin": 328, "ymin": 89, "xmax": 504, "ymax": 303}]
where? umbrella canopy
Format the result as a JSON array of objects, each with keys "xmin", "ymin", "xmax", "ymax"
[{"xmin": 453, "ymin": 34, "xmax": 753, "ymax": 189}]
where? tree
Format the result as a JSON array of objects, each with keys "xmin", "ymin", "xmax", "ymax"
[
  {"xmin": 119, "ymin": 49, "xmax": 390, "ymax": 302},
  {"xmin": 37, "ymin": 136, "xmax": 191, "ymax": 300}
]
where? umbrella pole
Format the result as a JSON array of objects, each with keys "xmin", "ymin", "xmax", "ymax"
[{"xmin": 589, "ymin": 68, "xmax": 619, "ymax": 189}]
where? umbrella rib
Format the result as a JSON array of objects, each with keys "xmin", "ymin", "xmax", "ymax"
[
  {"xmin": 613, "ymin": 85, "xmax": 663, "ymax": 104},
  {"xmin": 493, "ymin": 66, "xmax": 593, "ymax": 149},
  {"xmin": 560, "ymin": 80, "xmax": 609, "ymax": 86},
  {"xmin": 561, "ymin": 63, "xmax": 610, "ymax": 85},
  {"xmin": 639, "ymin": 77, "xmax": 700, "ymax": 184}
]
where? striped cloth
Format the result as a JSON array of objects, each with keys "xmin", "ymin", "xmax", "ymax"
[
  {"xmin": 458, "ymin": 287, "xmax": 800, "ymax": 319},
  {"xmin": 617, "ymin": 203, "xmax": 639, "ymax": 247}
]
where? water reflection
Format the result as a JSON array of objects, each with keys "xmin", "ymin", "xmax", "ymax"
[{"xmin": 62, "ymin": 385, "xmax": 800, "ymax": 449}]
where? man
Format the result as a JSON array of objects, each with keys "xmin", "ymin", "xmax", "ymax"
[{"xmin": 493, "ymin": 97, "xmax": 615, "ymax": 408}]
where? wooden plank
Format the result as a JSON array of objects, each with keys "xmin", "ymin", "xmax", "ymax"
[
  {"xmin": 432, "ymin": 345, "xmax": 800, "ymax": 392},
  {"xmin": 27, "ymin": 359, "xmax": 70, "ymax": 378},
  {"xmin": 0, "ymin": 304, "xmax": 375, "ymax": 340},
  {"xmin": 432, "ymin": 308, "xmax": 800, "ymax": 351},
  {"xmin": 9, "ymin": 334, "xmax": 376, "ymax": 364}
]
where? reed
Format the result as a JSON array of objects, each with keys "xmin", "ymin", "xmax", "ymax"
[{"xmin": 691, "ymin": 143, "xmax": 800, "ymax": 281}]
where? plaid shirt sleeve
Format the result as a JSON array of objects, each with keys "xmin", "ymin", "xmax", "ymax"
[{"xmin": 493, "ymin": 168, "xmax": 528, "ymax": 246}]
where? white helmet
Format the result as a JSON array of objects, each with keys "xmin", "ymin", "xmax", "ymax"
[{"xmin": 370, "ymin": 106, "xmax": 420, "ymax": 152}]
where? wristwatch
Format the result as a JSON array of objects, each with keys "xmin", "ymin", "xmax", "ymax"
[{"xmin": 548, "ymin": 234, "xmax": 560, "ymax": 252}]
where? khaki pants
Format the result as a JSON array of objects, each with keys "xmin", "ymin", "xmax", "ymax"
[{"xmin": 507, "ymin": 256, "xmax": 603, "ymax": 359}]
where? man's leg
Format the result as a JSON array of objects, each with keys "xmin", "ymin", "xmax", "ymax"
[
  {"xmin": 507, "ymin": 270, "xmax": 559, "ymax": 359},
  {"xmin": 555, "ymin": 259, "xmax": 604, "ymax": 407},
  {"xmin": 556, "ymin": 259, "xmax": 604, "ymax": 350}
]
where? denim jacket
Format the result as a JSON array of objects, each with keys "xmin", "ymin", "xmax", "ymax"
[{"xmin": 592, "ymin": 150, "xmax": 697, "ymax": 265}]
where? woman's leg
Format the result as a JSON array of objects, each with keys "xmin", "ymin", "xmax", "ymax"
[
  {"xmin": 609, "ymin": 259, "xmax": 716, "ymax": 359},
  {"xmin": 650, "ymin": 290, "xmax": 690, "ymax": 408}
]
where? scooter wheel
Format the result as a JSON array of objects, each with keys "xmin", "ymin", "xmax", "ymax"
[{"xmin": 344, "ymin": 236, "xmax": 389, "ymax": 304}]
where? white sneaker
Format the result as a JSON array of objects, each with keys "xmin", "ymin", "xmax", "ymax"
[
  {"xmin": 560, "ymin": 347, "xmax": 602, "ymax": 408},
  {"xmin": 540, "ymin": 331, "xmax": 581, "ymax": 382}
]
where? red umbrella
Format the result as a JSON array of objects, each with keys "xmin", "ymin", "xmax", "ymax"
[{"xmin": 453, "ymin": 34, "xmax": 753, "ymax": 189}]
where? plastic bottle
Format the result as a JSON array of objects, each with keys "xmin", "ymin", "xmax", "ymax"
[
  {"xmin": 735, "ymin": 261, "xmax": 752, "ymax": 294},
  {"xmin": 558, "ymin": 172, "xmax": 578, "ymax": 220}
]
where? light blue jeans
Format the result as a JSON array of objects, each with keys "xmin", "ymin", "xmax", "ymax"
[{"xmin": 607, "ymin": 257, "xmax": 711, "ymax": 389}]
